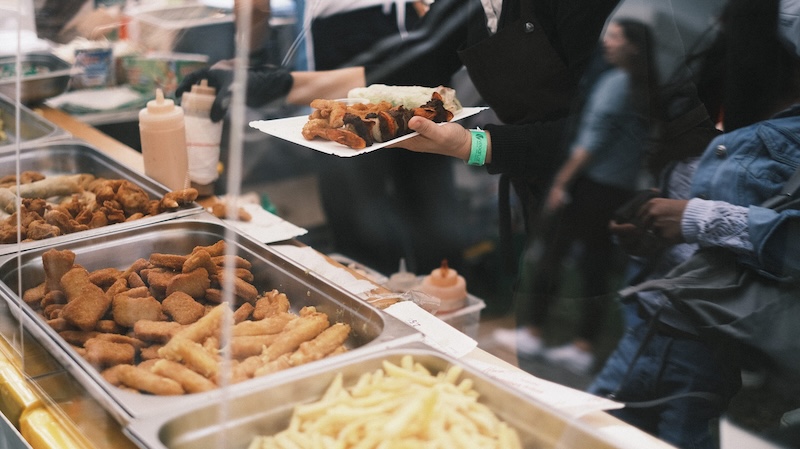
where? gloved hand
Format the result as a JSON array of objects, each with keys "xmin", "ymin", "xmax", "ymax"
[{"xmin": 175, "ymin": 64, "xmax": 294, "ymax": 122}]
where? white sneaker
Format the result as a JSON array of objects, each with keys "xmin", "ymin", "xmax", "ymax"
[
  {"xmin": 491, "ymin": 328, "xmax": 543, "ymax": 357},
  {"xmin": 543, "ymin": 344, "xmax": 595, "ymax": 375}
]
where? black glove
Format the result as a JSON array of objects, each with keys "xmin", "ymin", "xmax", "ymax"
[{"xmin": 175, "ymin": 64, "xmax": 294, "ymax": 122}]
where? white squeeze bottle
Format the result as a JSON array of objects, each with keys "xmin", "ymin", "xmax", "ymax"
[
  {"xmin": 139, "ymin": 88, "xmax": 189, "ymax": 191},
  {"xmin": 181, "ymin": 79, "xmax": 223, "ymax": 197}
]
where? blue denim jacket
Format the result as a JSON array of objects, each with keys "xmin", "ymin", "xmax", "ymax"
[{"xmin": 689, "ymin": 104, "xmax": 800, "ymax": 279}]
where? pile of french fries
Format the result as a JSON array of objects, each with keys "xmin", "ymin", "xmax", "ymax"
[{"xmin": 248, "ymin": 355, "xmax": 522, "ymax": 449}]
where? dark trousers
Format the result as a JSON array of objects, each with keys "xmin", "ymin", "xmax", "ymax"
[{"xmin": 525, "ymin": 176, "xmax": 632, "ymax": 342}]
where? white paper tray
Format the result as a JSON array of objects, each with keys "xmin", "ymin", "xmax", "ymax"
[{"xmin": 249, "ymin": 107, "xmax": 487, "ymax": 157}]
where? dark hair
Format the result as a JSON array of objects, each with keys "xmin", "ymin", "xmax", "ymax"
[
  {"xmin": 718, "ymin": 0, "xmax": 800, "ymax": 130},
  {"xmin": 614, "ymin": 18, "xmax": 662, "ymax": 124}
]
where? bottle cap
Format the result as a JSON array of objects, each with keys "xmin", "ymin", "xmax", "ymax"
[
  {"xmin": 145, "ymin": 88, "xmax": 175, "ymax": 114},
  {"xmin": 385, "ymin": 258, "xmax": 419, "ymax": 292},
  {"xmin": 181, "ymin": 79, "xmax": 216, "ymax": 114}
]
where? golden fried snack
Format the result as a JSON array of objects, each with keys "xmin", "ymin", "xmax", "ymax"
[
  {"xmin": 115, "ymin": 180, "xmax": 150, "ymax": 215},
  {"xmin": 42, "ymin": 248, "xmax": 76, "ymax": 293},
  {"xmin": 233, "ymin": 302, "xmax": 254, "ymax": 323},
  {"xmin": 211, "ymin": 254, "xmax": 251, "ymax": 270},
  {"xmin": 214, "ymin": 272, "xmax": 258, "ymax": 304},
  {"xmin": 159, "ymin": 338, "xmax": 219, "ymax": 379},
  {"xmin": 162, "ymin": 291, "xmax": 206, "ymax": 325},
  {"xmin": 104, "ymin": 277, "xmax": 129, "ymax": 300},
  {"xmin": 60, "ymin": 267, "xmax": 112, "ymax": 331},
  {"xmin": 115, "ymin": 364, "xmax": 185, "ymax": 396},
  {"xmin": 209, "ymin": 203, "xmax": 253, "ymax": 222},
  {"xmin": 94, "ymin": 319, "xmax": 125, "ymax": 334},
  {"xmin": 43, "ymin": 303, "xmax": 63, "ymax": 320},
  {"xmin": 288, "ymin": 322, "xmax": 351, "ymax": 367},
  {"xmin": 88, "ymin": 267, "xmax": 123, "ymax": 290},
  {"xmin": 151, "ymin": 359, "xmax": 216, "ymax": 393},
  {"xmin": 167, "ymin": 303, "xmax": 231, "ymax": 345},
  {"xmin": 133, "ymin": 320, "xmax": 184, "ymax": 343},
  {"xmin": 59, "ymin": 330, "xmax": 100, "ymax": 346},
  {"xmin": 22, "ymin": 283, "xmax": 46, "ymax": 307},
  {"xmin": 139, "ymin": 344, "xmax": 163, "ymax": 360},
  {"xmin": 159, "ymin": 188, "xmax": 199, "ymax": 211},
  {"xmin": 95, "ymin": 333, "xmax": 146, "ymax": 349},
  {"xmin": 182, "ymin": 249, "xmax": 217, "ymax": 276},
  {"xmin": 231, "ymin": 335, "xmax": 280, "ymax": 359},
  {"xmin": 46, "ymin": 317, "xmax": 69, "ymax": 332},
  {"xmin": 84, "ymin": 338, "xmax": 136, "ymax": 369},
  {"xmin": 141, "ymin": 268, "xmax": 173, "ymax": 298},
  {"xmin": 253, "ymin": 353, "xmax": 292, "ymax": 377},
  {"xmin": 149, "ymin": 253, "xmax": 187, "ymax": 271},
  {"xmin": 40, "ymin": 290, "xmax": 66, "ymax": 309},
  {"xmin": 252, "ymin": 290, "xmax": 290, "ymax": 320},
  {"xmin": 127, "ymin": 272, "xmax": 146, "ymax": 289},
  {"xmin": 166, "ymin": 268, "xmax": 211, "ymax": 300},
  {"xmin": 26, "ymin": 221, "xmax": 61, "ymax": 240},
  {"xmin": 232, "ymin": 312, "xmax": 295, "ymax": 337},
  {"xmin": 260, "ymin": 308, "xmax": 329, "ymax": 362},
  {"xmin": 112, "ymin": 292, "xmax": 165, "ymax": 328}
]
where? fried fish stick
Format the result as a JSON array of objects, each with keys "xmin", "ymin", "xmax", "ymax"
[
  {"xmin": 253, "ymin": 354, "xmax": 292, "ymax": 377},
  {"xmin": 159, "ymin": 338, "xmax": 219, "ymax": 378},
  {"xmin": 231, "ymin": 334, "xmax": 280, "ymax": 359},
  {"xmin": 288, "ymin": 322, "xmax": 351, "ymax": 366},
  {"xmin": 167, "ymin": 303, "xmax": 231, "ymax": 345},
  {"xmin": 232, "ymin": 312, "xmax": 295, "ymax": 337},
  {"xmin": 151, "ymin": 359, "xmax": 217, "ymax": 393},
  {"xmin": 165, "ymin": 267, "xmax": 210, "ymax": 299},
  {"xmin": 261, "ymin": 310, "xmax": 330, "ymax": 362},
  {"xmin": 60, "ymin": 267, "xmax": 112, "ymax": 331},
  {"xmin": 116, "ymin": 364, "xmax": 185, "ymax": 395}
]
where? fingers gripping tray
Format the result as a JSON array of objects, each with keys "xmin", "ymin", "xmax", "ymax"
[{"xmin": 0, "ymin": 215, "xmax": 420, "ymax": 423}]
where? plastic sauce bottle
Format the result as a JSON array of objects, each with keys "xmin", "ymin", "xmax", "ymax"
[
  {"xmin": 139, "ymin": 88, "xmax": 189, "ymax": 191},
  {"xmin": 181, "ymin": 79, "xmax": 223, "ymax": 197}
]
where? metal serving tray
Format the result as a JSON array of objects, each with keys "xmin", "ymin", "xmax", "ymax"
[
  {"xmin": 126, "ymin": 343, "xmax": 623, "ymax": 449},
  {"xmin": 0, "ymin": 92, "xmax": 69, "ymax": 150},
  {"xmin": 0, "ymin": 52, "xmax": 74, "ymax": 105},
  {"xmin": 0, "ymin": 215, "xmax": 420, "ymax": 423},
  {"xmin": 0, "ymin": 139, "xmax": 202, "ymax": 255}
]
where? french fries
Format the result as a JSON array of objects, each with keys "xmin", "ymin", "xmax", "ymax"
[{"xmin": 247, "ymin": 355, "xmax": 522, "ymax": 449}]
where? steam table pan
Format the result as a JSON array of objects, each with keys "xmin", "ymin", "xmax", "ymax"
[
  {"xmin": 0, "ymin": 92, "xmax": 69, "ymax": 151},
  {"xmin": 0, "ymin": 139, "xmax": 202, "ymax": 255},
  {"xmin": 126, "ymin": 343, "xmax": 625, "ymax": 449},
  {"xmin": 0, "ymin": 215, "xmax": 420, "ymax": 423}
]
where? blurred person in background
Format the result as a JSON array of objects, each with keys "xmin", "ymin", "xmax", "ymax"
[
  {"xmin": 489, "ymin": 18, "xmax": 661, "ymax": 374},
  {"xmin": 587, "ymin": 0, "xmax": 800, "ymax": 447}
]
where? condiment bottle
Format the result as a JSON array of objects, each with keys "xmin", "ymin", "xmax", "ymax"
[
  {"xmin": 385, "ymin": 258, "xmax": 419, "ymax": 292},
  {"xmin": 181, "ymin": 79, "xmax": 223, "ymax": 197},
  {"xmin": 419, "ymin": 259, "xmax": 468, "ymax": 313},
  {"xmin": 139, "ymin": 88, "xmax": 188, "ymax": 191}
]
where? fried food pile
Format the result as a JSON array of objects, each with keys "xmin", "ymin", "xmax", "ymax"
[
  {"xmin": 0, "ymin": 171, "xmax": 198, "ymax": 244},
  {"xmin": 301, "ymin": 92, "xmax": 454, "ymax": 149},
  {"xmin": 22, "ymin": 240, "xmax": 351, "ymax": 395},
  {"xmin": 248, "ymin": 355, "xmax": 523, "ymax": 449}
]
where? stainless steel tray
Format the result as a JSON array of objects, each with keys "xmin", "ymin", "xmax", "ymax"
[
  {"xmin": 0, "ymin": 92, "xmax": 69, "ymax": 150},
  {"xmin": 0, "ymin": 139, "xmax": 202, "ymax": 254},
  {"xmin": 126, "ymin": 343, "xmax": 622, "ymax": 449},
  {"xmin": 0, "ymin": 52, "xmax": 74, "ymax": 105},
  {"xmin": 0, "ymin": 215, "xmax": 420, "ymax": 423}
]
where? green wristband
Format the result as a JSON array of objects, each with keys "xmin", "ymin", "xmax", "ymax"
[{"xmin": 467, "ymin": 129, "xmax": 487, "ymax": 166}]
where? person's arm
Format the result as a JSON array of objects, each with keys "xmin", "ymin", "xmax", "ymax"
[
  {"xmin": 285, "ymin": 67, "xmax": 366, "ymax": 105},
  {"xmin": 545, "ymin": 147, "xmax": 591, "ymax": 211}
]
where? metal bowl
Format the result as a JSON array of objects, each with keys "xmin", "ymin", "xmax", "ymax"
[{"xmin": 0, "ymin": 52, "xmax": 74, "ymax": 105}]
